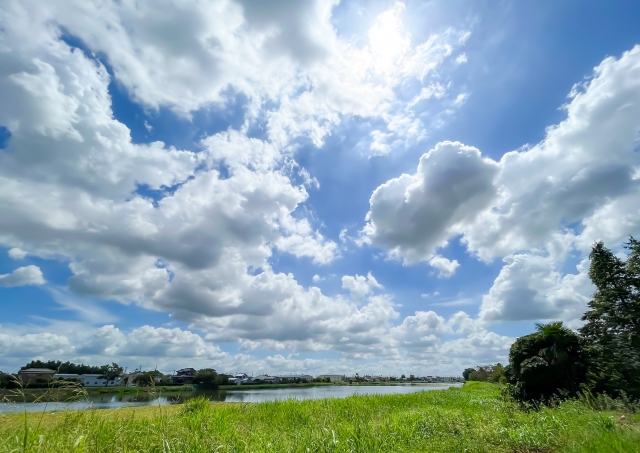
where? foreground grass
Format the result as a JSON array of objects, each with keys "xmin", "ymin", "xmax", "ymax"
[{"xmin": 1, "ymin": 383, "xmax": 639, "ymax": 452}]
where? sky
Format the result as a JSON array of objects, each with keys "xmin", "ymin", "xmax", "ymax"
[{"xmin": 1, "ymin": 0, "xmax": 640, "ymax": 377}]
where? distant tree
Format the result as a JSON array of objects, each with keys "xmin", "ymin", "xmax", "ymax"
[
  {"xmin": 133, "ymin": 372, "xmax": 160, "ymax": 387},
  {"xmin": 0, "ymin": 373, "xmax": 16, "ymax": 389},
  {"xmin": 505, "ymin": 322, "xmax": 587, "ymax": 403},
  {"xmin": 462, "ymin": 368, "xmax": 475, "ymax": 381},
  {"xmin": 489, "ymin": 363, "xmax": 505, "ymax": 384},
  {"xmin": 99, "ymin": 363, "xmax": 124, "ymax": 387},
  {"xmin": 579, "ymin": 238, "xmax": 640, "ymax": 398},
  {"xmin": 22, "ymin": 360, "xmax": 103, "ymax": 375},
  {"xmin": 400, "ymin": 374, "xmax": 405, "ymax": 379},
  {"xmin": 195, "ymin": 368, "xmax": 227, "ymax": 389}
]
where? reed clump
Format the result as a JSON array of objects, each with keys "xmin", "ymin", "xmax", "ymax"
[{"xmin": 1, "ymin": 382, "xmax": 639, "ymax": 452}]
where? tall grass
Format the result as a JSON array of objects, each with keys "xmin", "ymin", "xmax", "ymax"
[{"xmin": 1, "ymin": 382, "xmax": 638, "ymax": 452}]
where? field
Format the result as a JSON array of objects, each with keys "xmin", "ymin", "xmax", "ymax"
[{"xmin": 1, "ymin": 382, "xmax": 639, "ymax": 452}]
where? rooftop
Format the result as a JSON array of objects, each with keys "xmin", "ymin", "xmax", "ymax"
[{"xmin": 19, "ymin": 368, "xmax": 56, "ymax": 374}]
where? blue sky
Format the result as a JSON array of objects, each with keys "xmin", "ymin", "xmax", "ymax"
[{"xmin": 1, "ymin": 0, "xmax": 640, "ymax": 376}]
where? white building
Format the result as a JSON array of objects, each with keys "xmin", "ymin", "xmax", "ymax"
[
  {"xmin": 316, "ymin": 374, "xmax": 345, "ymax": 383},
  {"xmin": 275, "ymin": 374, "xmax": 313, "ymax": 382},
  {"xmin": 53, "ymin": 373, "xmax": 121, "ymax": 387},
  {"xmin": 254, "ymin": 374, "xmax": 279, "ymax": 383}
]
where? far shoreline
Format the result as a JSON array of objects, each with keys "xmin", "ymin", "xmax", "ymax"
[{"xmin": 0, "ymin": 380, "xmax": 461, "ymax": 402}]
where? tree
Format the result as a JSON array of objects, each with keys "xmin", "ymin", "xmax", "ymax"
[
  {"xmin": 579, "ymin": 238, "xmax": 640, "ymax": 398},
  {"xmin": 462, "ymin": 368, "xmax": 475, "ymax": 381},
  {"xmin": 99, "ymin": 363, "xmax": 123, "ymax": 387},
  {"xmin": 505, "ymin": 322, "xmax": 587, "ymax": 403},
  {"xmin": 133, "ymin": 372, "xmax": 161, "ymax": 387},
  {"xmin": 400, "ymin": 374, "xmax": 405, "ymax": 379},
  {"xmin": 22, "ymin": 360, "xmax": 103, "ymax": 375},
  {"xmin": 195, "ymin": 368, "xmax": 227, "ymax": 389},
  {"xmin": 489, "ymin": 363, "xmax": 505, "ymax": 383}
]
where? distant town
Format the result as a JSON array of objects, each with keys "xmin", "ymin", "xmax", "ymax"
[{"xmin": 1, "ymin": 363, "xmax": 463, "ymax": 389}]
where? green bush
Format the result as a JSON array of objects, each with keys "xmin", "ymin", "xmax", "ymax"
[{"xmin": 505, "ymin": 322, "xmax": 588, "ymax": 403}]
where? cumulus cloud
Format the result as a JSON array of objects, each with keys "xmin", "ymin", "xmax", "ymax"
[
  {"xmin": 479, "ymin": 256, "xmax": 593, "ymax": 326},
  {"xmin": 362, "ymin": 46, "xmax": 640, "ymax": 327},
  {"xmin": 4, "ymin": 0, "xmax": 638, "ymax": 373},
  {"xmin": 463, "ymin": 45, "xmax": 640, "ymax": 261},
  {"xmin": 342, "ymin": 272, "xmax": 383, "ymax": 299},
  {"xmin": 0, "ymin": 265, "xmax": 45, "ymax": 287},
  {"xmin": 362, "ymin": 141, "xmax": 499, "ymax": 263},
  {"xmin": 429, "ymin": 255, "xmax": 460, "ymax": 278},
  {"xmin": 8, "ymin": 248, "xmax": 28, "ymax": 259}
]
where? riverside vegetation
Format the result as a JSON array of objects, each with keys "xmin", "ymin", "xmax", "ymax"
[{"xmin": 1, "ymin": 382, "xmax": 639, "ymax": 452}]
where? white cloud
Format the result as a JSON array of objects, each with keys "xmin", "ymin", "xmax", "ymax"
[
  {"xmin": 455, "ymin": 53, "xmax": 467, "ymax": 64},
  {"xmin": 362, "ymin": 141, "xmax": 499, "ymax": 264},
  {"xmin": 7, "ymin": 248, "xmax": 28, "ymax": 259},
  {"xmin": 362, "ymin": 46, "xmax": 640, "ymax": 330},
  {"xmin": 429, "ymin": 255, "xmax": 460, "ymax": 278},
  {"xmin": 5, "ymin": 0, "xmax": 636, "ymax": 374},
  {"xmin": 480, "ymin": 255, "xmax": 593, "ymax": 326},
  {"xmin": 342, "ymin": 272, "xmax": 383, "ymax": 299},
  {"xmin": 312, "ymin": 274, "xmax": 324, "ymax": 283},
  {"xmin": 463, "ymin": 45, "xmax": 640, "ymax": 261},
  {"xmin": 453, "ymin": 93, "xmax": 468, "ymax": 106},
  {"xmin": 0, "ymin": 265, "xmax": 45, "ymax": 287}
]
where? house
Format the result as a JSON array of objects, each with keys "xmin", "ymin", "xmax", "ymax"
[
  {"xmin": 119, "ymin": 372, "xmax": 146, "ymax": 387},
  {"xmin": 170, "ymin": 368, "xmax": 196, "ymax": 385},
  {"xmin": 17, "ymin": 368, "xmax": 56, "ymax": 384},
  {"xmin": 274, "ymin": 374, "xmax": 313, "ymax": 382},
  {"xmin": 53, "ymin": 373, "xmax": 121, "ymax": 387},
  {"xmin": 254, "ymin": 374, "xmax": 279, "ymax": 383},
  {"xmin": 316, "ymin": 374, "xmax": 345, "ymax": 383},
  {"xmin": 233, "ymin": 373, "xmax": 253, "ymax": 385}
]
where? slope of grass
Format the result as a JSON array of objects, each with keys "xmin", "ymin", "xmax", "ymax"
[{"xmin": 1, "ymin": 382, "xmax": 638, "ymax": 452}]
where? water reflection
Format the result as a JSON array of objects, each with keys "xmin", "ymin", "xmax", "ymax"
[{"xmin": 0, "ymin": 383, "xmax": 462, "ymax": 414}]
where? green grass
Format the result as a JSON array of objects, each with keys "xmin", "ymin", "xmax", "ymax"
[{"xmin": 1, "ymin": 382, "xmax": 638, "ymax": 452}]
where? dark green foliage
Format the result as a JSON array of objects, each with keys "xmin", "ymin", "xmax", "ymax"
[
  {"xmin": 505, "ymin": 322, "xmax": 588, "ymax": 403},
  {"xmin": 98, "ymin": 363, "xmax": 123, "ymax": 387},
  {"xmin": 462, "ymin": 368, "xmax": 475, "ymax": 381},
  {"xmin": 463, "ymin": 364, "xmax": 504, "ymax": 383},
  {"xmin": 194, "ymin": 368, "xmax": 227, "ymax": 389},
  {"xmin": 21, "ymin": 360, "xmax": 103, "ymax": 374},
  {"xmin": 133, "ymin": 373, "xmax": 156, "ymax": 387},
  {"xmin": 579, "ymin": 238, "xmax": 640, "ymax": 398}
]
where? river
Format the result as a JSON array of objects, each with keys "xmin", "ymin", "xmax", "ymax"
[{"xmin": 0, "ymin": 383, "xmax": 462, "ymax": 413}]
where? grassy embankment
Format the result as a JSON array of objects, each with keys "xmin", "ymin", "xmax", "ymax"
[{"xmin": 1, "ymin": 382, "xmax": 639, "ymax": 452}]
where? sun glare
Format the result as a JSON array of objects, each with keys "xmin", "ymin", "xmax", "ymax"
[{"xmin": 368, "ymin": 3, "xmax": 410, "ymax": 69}]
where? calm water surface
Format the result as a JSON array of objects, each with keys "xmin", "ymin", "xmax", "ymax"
[{"xmin": 0, "ymin": 383, "xmax": 462, "ymax": 413}]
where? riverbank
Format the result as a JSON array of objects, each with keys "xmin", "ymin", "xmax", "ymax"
[
  {"xmin": 1, "ymin": 383, "xmax": 638, "ymax": 452},
  {"xmin": 0, "ymin": 385, "xmax": 195, "ymax": 401},
  {"xmin": 1, "ymin": 380, "xmax": 453, "ymax": 402}
]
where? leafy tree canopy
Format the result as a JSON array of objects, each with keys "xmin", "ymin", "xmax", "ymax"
[
  {"xmin": 463, "ymin": 364, "xmax": 504, "ymax": 383},
  {"xmin": 98, "ymin": 363, "xmax": 124, "ymax": 387},
  {"xmin": 194, "ymin": 368, "xmax": 228, "ymax": 389},
  {"xmin": 21, "ymin": 360, "xmax": 103, "ymax": 375},
  {"xmin": 505, "ymin": 322, "xmax": 587, "ymax": 403},
  {"xmin": 579, "ymin": 238, "xmax": 640, "ymax": 398}
]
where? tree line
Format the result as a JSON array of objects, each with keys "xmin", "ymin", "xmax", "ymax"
[
  {"xmin": 1, "ymin": 363, "xmax": 229, "ymax": 390},
  {"xmin": 464, "ymin": 238, "xmax": 640, "ymax": 404}
]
